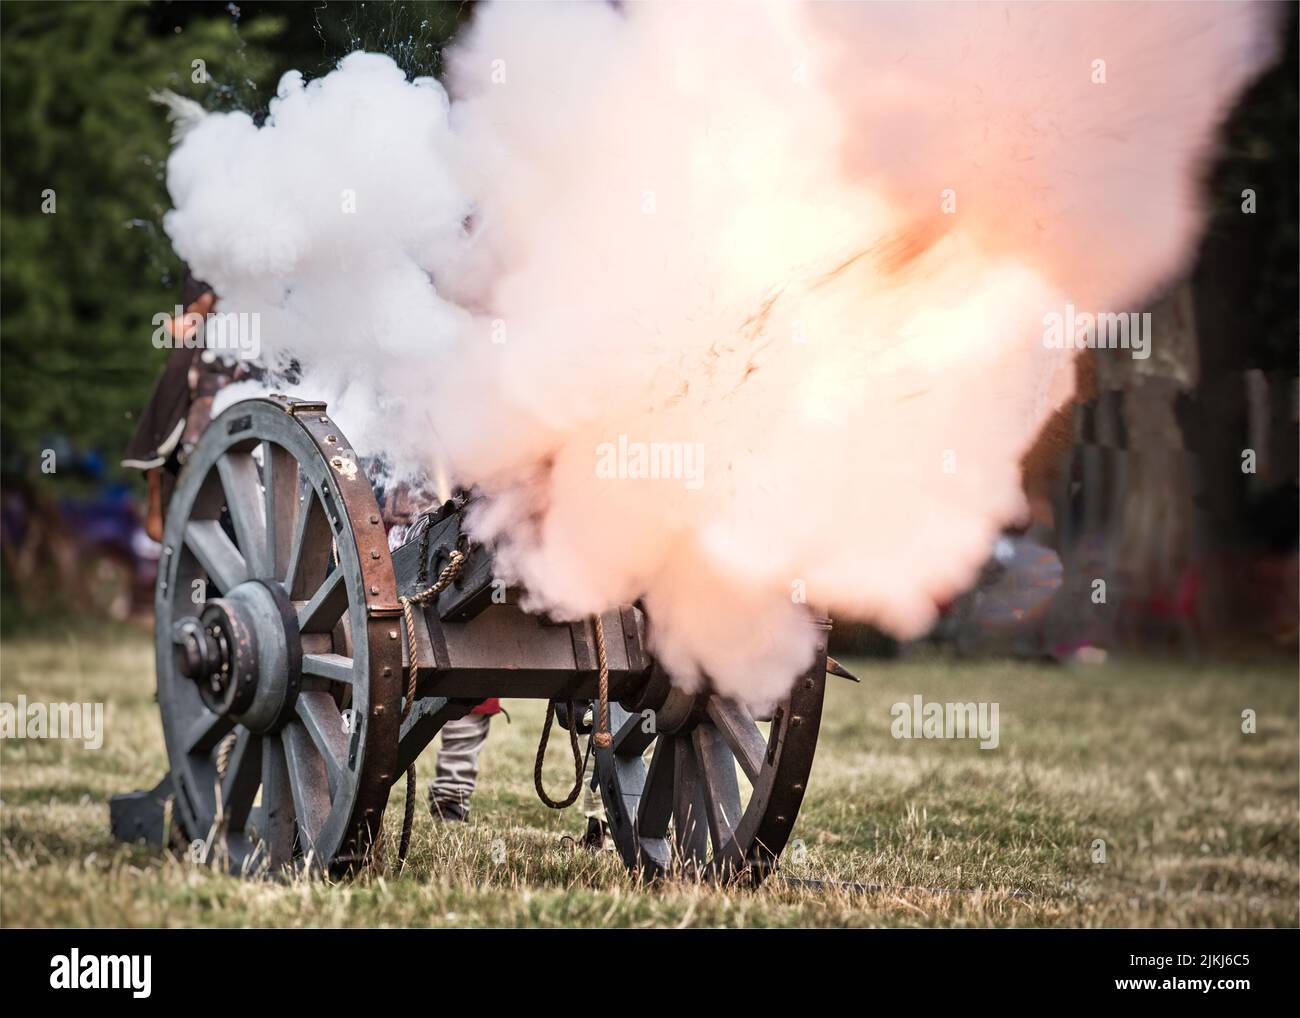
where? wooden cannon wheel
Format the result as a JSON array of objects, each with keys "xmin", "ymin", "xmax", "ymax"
[
  {"xmin": 155, "ymin": 396, "xmax": 401, "ymax": 874},
  {"xmin": 152, "ymin": 396, "xmax": 827, "ymax": 883},
  {"xmin": 594, "ymin": 634, "xmax": 828, "ymax": 884}
]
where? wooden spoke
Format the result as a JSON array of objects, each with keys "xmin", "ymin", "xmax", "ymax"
[
  {"xmin": 637, "ymin": 735, "xmax": 675, "ymax": 839},
  {"xmin": 285, "ymin": 491, "xmax": 333, "ymax": 600},
  {"xmin": 301, "ymin": 652, "xmax": 356, "ymax": 685},
  {"xmin": 182, "ymin": 708, "xmax": 235, "ymax": 757},
  {"xmin": 184, "ymin": 520, "xmax": 248, "ymax": 594},
  {"xmin": 156, "ymin": 398, "xmax": 401, "ymax": 876},
  {"xmin": 281, "ymin": 720, "xmax": 331, "ymax": 854},
  {"xmin": 693, "ymin": 722, "xmax": 742, "ymax": 852},
  {"xmin": 593, "ymin": 661, "xmax": 825, "ymax": 883},
  {"xmin": 217, "ymin": 452, "xmax": 270, "ymax": 578},
  {"xmin": 672, "ymin": 737, "xmax": 709, "ymax": 866},
  {"xmin": 219, "ymin": 730, "xmax": 262, "ymax": 830},
  {"xmin": 295, "ymin": 691, "xmax": 349, "ymax": 797},
  {"xmin": 261, "ymin": 441, "xmax": 300, "ymax": 582},
  {"xmin": 259, "ymin": 732, "xmax": 296, "ymax": 868},
  {"xmin": 706, "ymin": 696, "xmax": 767, "ymax": 783},
  {"xmin": 297, "ymin": 568, "xmax": 347, "ymax": 635}
]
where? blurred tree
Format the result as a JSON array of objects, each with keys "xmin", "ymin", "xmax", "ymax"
[
  {"xmin": 145, "ymin": 1, "xmax": 472, "ymax": 109},
  {"xmin": 1, "ymin": 1, "xmax": 472, "ymax": 485},
  {"xmin": 0, "ymin": 0, "xmax": 282, "ymax": 482},
  {"xmin": 1187, "ymin": 8, "xmax": 1298, "ymax": 568}
]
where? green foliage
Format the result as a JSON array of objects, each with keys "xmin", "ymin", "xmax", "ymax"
[
  {"xmin": 264, "ymin": 0, "xmax": 471, "ymax": 81},
  {"xmin": 0, "ymin": 2, "xmax": 471, "ymax": 485},
  {"xmin": 0, "ymin": 1, "xmax": 281, "ymax": 480},
  {"xmin": 1201, "ymin": 5, "xmax": 1299, "ymax": 371}
]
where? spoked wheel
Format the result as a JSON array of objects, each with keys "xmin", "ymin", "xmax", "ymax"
[
  {"xmin": 594, "ymin": 619, "xmax": 829, "ymax": 884},
  {"xmin": 155, "ymin": 396, "xmax": 401, "ymax": 875}
]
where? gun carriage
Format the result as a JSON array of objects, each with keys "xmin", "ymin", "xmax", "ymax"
[{"xmin": 113, "ymin": 394, "xmax": 830, "ymax": 883}]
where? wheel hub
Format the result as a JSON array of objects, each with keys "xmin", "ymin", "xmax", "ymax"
[
  {"xmin": 172, "ymin": 578, "xmax": 302, "ymax": 732},
  {"xmin": 620, "ymin": 662, "xmax": 700, "ymax": 735}
]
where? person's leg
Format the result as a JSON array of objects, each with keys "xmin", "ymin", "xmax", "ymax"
[
  {"xmin": 578, "ymin": 743, "xmax": 608, "ymax": 847},
  {"xmin": 428, "ymin": 713, "xmax": 491, "ymax": 821}
]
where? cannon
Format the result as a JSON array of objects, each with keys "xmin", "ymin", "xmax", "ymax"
[{"xmin": 112, "ymin": 394, "xmax": 830, "ymax": 882}]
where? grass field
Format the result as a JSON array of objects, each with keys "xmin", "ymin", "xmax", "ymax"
[{"xmin": 1, "ymin": 627, "xmax": 1296, "ymax": 927}]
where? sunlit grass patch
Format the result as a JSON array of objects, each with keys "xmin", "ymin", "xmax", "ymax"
[{"xmin": 2, "ymin": 629, "xmax": 1295, "ymax": 927}]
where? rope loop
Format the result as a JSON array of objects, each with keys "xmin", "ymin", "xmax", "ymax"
[
  {"xmin": 533, "ymin": 699, "xmax": 586, "ymax": 809},
  {"xmin": 393, "ymin": 549, "xmax": 467, "ymax": 869}
]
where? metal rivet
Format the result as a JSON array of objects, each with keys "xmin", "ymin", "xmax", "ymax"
[
  {"xmin": 791, "ymin": 715, "xmax": 803, "ymax": 728},
  {"xmin": 374, "ymin": 705, "xmax": 385, "ymax": 715},
  {"xmin": 369, "ymin": 514, "xmax": 380, "ymax": 524},
  {"xmin": 776, "ymin": 815, "xmax": 787, "ymax": 824},
  {"xmin": 318, "ymin": 416, "xmax": 328, "ymax": 423},
  {"xmin": 382, "ymin": 667, "xmax": 392, "ymax": 677},
  {"xmin": 325, "ymin": 435, "xmax": 337, "ymax": 444},
  {"xmin": 370, "ymin": 551, "xmax": 380, "ymax": 560},
  {"xmin": 370, "ymin": 585, "xmax": 379, "ymax": 595},
  {"xmin": 388, "ymin": 630, "xmax": 398, "ymax": 640},
  {"xmin": 792, "ymin": 784, "xmax": 803, "ymax": 793}
]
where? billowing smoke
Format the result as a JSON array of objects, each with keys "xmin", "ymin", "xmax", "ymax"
[{"xmin": 164, "ymin": 2, "xmax": 1277, "ymax": 704}]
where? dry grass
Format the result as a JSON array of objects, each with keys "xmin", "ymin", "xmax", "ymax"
[{"xmin": 1, "ymin": 626, "xmax": 1296, "ymax": 927}]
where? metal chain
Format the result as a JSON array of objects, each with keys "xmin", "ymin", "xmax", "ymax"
[{"xmin": 394, "ymin": 549, "xmax": 467, "ymax": 869}]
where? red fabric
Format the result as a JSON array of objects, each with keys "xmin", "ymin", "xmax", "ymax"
[
  {"xmin": 472, "ymin": 697, "xmax": 501, "ymax": 716},
  {"xmin": 1148, "ymin": 567, "xmax": 1202, "ymax": 620}
]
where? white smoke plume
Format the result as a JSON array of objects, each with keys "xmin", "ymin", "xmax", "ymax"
[{"xmin": 164, "ymin": 2, "xmax": 1278, "ymax": 705}]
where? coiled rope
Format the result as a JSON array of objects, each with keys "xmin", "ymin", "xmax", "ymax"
[
  {"xmin": 215, "ymin": 731, "xmax": 237, "ymax": 781},
  {"xmin": 533, "ymin": 614, "xmax": 612, "ymax": 808},
  {"xmin": 395, "ymin": 549, "xmax": 466, "ymax": 869},
  {"xmin": 395, "ymin": 546, "xmax": 615, "ymax": 840},
  {"xmin": 593, "ymin": 614, "xmax": 612, "ymax": 750}
]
